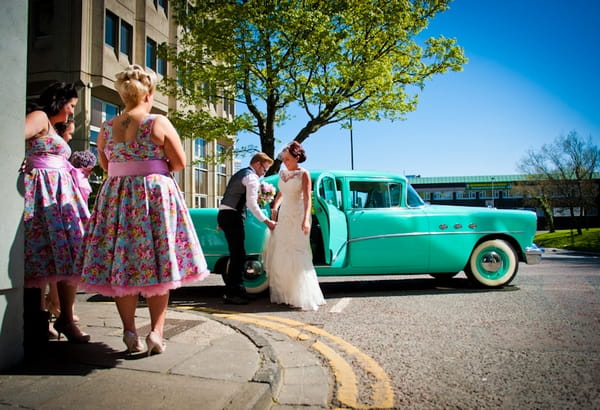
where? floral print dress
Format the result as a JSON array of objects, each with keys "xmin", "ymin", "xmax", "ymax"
[
  {"xmin": 79, "ymin": 115, "xmax": 209, "ymax": 297},
  {"xmin": 23, "ymin": 126, "xmax": 90, "ymax": 288}
]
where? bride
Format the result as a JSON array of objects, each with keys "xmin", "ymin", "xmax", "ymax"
[{"xmin": 264, "ymin": 141, "xmax": 326, "ymax": 311}]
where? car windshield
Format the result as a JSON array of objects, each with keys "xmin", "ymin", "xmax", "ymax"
[{"xmin": 407, "ymin": 183, "xmax": 426, "ymax": 207}]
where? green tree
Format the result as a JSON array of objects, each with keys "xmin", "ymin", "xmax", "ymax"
[
  {"xmin": 162, "ymin": 0, "xmax": 466, "ymax": 172},
  {"xmin": 514, "ymin": 180, "xmax": 555, "ymax": 232},
  {"xmin": 518, "ymin": 131, "xmax": 599, "ymax": 235}
]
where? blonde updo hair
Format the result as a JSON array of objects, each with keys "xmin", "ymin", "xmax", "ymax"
[{"xmin": 114, "ymin": 64, "xmax": 157, "ymax": 106}]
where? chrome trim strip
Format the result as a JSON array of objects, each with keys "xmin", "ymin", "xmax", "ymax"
[
  {"xmin": 346, "ymin": 230, "xmax": 527, "ymax": 243},
  {"xmin": 330, "ymin": 231, "xmax": 527, "ymax": 264}
]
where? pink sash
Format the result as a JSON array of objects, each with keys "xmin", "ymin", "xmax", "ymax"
[
  {"xmin": 25, "ymin": 154, "xmax": 69, "ymax": 171},
  {"xmin": 108, "ymin": 160, "xmax": 169, "ymax": 177},
  {"xmin": 25, "ymin": 154, "xmax": 88, "ymax": 200}
]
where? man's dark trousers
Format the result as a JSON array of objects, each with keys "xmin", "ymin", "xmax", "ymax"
[{"xmin": 217, "ymin": 209, "xmax": 246, "ymax": 297}]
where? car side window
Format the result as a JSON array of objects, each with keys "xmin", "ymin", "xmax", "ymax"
[
  {"xmin": 389, "ymin": 183, "xmax": 402, "ymax": 207},
  {"xmin": 336, "ymin": 179, "xmax": 343, "ymax": 208},
  {"xmin": 317, "ymin": 176, "xmax": 344, "ymax": 210},
  {"xmin": 349, "ymin": 181, "xmax": 401, "ymax": 209},
  {"xmin": 349, "ymin": 181, "xmax": 367, "ymax": 208}
]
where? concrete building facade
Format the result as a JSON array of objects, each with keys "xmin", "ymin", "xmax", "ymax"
[
  {"xmin": 1, "ymin": 0, "xmax": 27, "ymax": 370},
  {"xmin": 27, "ymin": 0, "xmax": 235, "ymax": 208}
]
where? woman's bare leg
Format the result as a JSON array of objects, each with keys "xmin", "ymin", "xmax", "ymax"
[
  {"xmin": 147, "ymin": 293, "xmax": 169, "ymax": 336},
  {"xmin": 56, "ymin": 281, "xmax": 77, "ymax": 322},
  {"xmin": 115, "ymin": 294, "xmax": 139, "ymax": 333}
]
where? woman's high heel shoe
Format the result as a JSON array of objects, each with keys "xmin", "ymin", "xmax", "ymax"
[
  {"xmin": 123, "ymin": 330, "xmax": 144, "ymax": 353},
  {"xmin": 146, "ymin": 331, "xmax": 166, "ymax": 356},
  {"xmin": 46, "ymin": 301, "xmax": 61, "ymax": 319},
  {"xmin": 48, "ymin": 322, "xmax": 59, "ymax": 340},
  {"xmin": 54, "ymin": 318, "xmax": 90, "ymax": 344}
]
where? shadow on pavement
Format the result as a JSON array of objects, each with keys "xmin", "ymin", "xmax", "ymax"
[
  {"xmin": 4, "ymin": 339, "xmax": 122, "ymax": 376},
  {"xmin": 85, "ymin": 276, "xmax": 519, "ymax": 316}
]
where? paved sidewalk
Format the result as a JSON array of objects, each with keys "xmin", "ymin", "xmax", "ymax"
[{"xmin": 0, "ymin": 295, "xmax": 331, "ymax": 410}]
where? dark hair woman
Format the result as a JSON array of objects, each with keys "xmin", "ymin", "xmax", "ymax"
[{"xmin": 23, "ymin": 81, "xmax": 90, "ymax": 344}]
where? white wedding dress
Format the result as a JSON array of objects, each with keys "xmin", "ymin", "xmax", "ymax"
[{"xmin": 264, "ymin": 168, "xmax": 326, "ymax": 311}]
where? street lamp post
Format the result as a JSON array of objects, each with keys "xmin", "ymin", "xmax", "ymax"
[
  {"xmin": 349, "ymin": 117, "xmax": 354, "ymax": 170},
  {"xmin": 491, "ymin": 177, "xmax": 495, "ymax": 208}
]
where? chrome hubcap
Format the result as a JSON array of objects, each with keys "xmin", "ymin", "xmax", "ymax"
[
  {"xmin": 481, "ymin": 251, "xmax": 502, "ymax": 273},
  {"xmin": 243, "ymin": 260, "xmax": 263, "ymax": 280}
]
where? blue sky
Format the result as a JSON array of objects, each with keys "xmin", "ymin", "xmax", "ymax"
[{"xmin": 238, "ymin": 0, "xmax": 600, "ymax": 177}]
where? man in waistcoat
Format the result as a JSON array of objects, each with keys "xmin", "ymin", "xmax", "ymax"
[{"xmin": 218, "ymin": 152, "xmax": 276, "ymax": 304}]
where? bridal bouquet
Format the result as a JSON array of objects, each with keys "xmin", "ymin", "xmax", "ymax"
[
  {"xmin": 70, "ymin": 149, "xmax": 97, "ymax": 169},
  {"xmin": 258, "ymin": 181, "xmax": 276, "ymax": 206}
]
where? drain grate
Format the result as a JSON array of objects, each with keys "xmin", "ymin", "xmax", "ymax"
[{"xmin": 137, "ymin": 318, "xmax": 204, "ymax": 339}]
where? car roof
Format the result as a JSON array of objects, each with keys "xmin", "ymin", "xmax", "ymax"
[{"xmin": 308, "ymin": 169, "xmax": 408, "ymax": 182}]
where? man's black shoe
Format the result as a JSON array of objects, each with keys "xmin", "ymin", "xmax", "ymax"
[
  {"xmin": 223, "ymin": 294, "xmax": 249, "ymax": 305},
  {"xmin": 240, "ymin": 290, "xmax": 258, "ymax": 300}
]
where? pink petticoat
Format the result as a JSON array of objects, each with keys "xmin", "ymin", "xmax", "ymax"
[{"xmin": 78, "ymin": 271, "xmax": 210, "ymax": 298}]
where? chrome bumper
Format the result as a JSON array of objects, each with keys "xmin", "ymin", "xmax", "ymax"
[{"xmin": 525, "ymin": 244, "xmax": 544, "ymax": 264}]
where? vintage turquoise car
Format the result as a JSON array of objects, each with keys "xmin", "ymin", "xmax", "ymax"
[{"xmin": 189, "ymin": 170, "xmax": 542, "ymax": 293}]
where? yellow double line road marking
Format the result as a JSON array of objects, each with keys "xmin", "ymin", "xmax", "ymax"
[{"xmin": 177, "ymin": 307, "xmax": 394, "ymax": 409}]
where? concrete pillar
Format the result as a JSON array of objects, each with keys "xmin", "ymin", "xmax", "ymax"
[{"xmin": 0, "ymin": 0, "xmax": 27, "ymax": 370}]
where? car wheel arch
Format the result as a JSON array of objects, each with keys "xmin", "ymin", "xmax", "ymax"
[
  {"xmin": 464, "ymin": 236, "xmax": 520, "ymax": 288},
  {"xmin": 214, "ymin": 257, "xmax": 229, "ymax": 275},
  {"xmin": 469, "ymin": 234, "xmax": 524, "ymax": 262},
  {"xmin": 220, "ymin": 256, "xmax": 269, "ymax": 294}
]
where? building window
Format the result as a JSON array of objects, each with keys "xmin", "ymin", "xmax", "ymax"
[
  {"xmin": 418, "ymin": 191, "xmax": 431, "ymax": 201},
  {"xmin": 33, "ymin": 0, "xmax": 54, "ymax": 38},
  {"xmin": 105, "ymin": 10, "xmax": 118, "ymax": 49},
  {"xmin": 216, "ymin": 174, "xmax": 227, "ymax": 197},
  {"xmin": 158, "ymin": 55, "xmax": 167, "ymax": 76},
  {"xmin": 228, "ymin": 98, "xmax": 235, "ymax": 117},
  {"xmin": 194, "ymin": 196, "xmax": 207, "ymax": 208},
  {"xmin": 90, "ymin": 97, "xmax": 119, "ymax": 156},
  {"xmin": 194, "ymin": 138, "xmax": 206, "ymax": 161},
  {"xmin": 433, "ymin": 191, "xmax": 453, "ymax": 200},
  {"xmin": 192, "ymin": 138, "xmax": 208, "ymax": 207},
  {"xmin": 217, "ymin": 144, "xmax": 227, "ymax": 174},
  {"xmin": 146, "ymin": 38, "xmax": 157, "ymax": 71},
  {"xmin": 152, "ymin": 0, "xmax": 168, "ymax": 15},
  {"xmin": 194, "ymin": 167, "xmax": 208, "ymax": 194},
  {"xmin": 216, "ymin": 144, "xmax": 228, "ymax": 197},
  {"xmin": 120, "ymin": 21, "xmax": 133, "ymax": 61},
  {"xmin": 158, "ymin": 0, "xmax": 168, "ymax": 14},
  {"xmin": 145, "ymin": 37, "xmax": 165, "ymax": 75}
]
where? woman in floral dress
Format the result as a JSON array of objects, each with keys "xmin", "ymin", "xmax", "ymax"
[
  {"xmin": 24, "ymin": 82, "xmax": 90, "ymax": 343},
  {"xmin": 79, "ymin": 65, "xmax": 209, "ymax": 355}
]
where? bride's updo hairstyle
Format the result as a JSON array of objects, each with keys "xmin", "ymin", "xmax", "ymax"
[
  {"xmin": 283, "ymin": 141, "xmax": 307, "ymax": 163},
  {"xmin": 114, "ymin": 64, "xmax": 157, "ymax": 106}
]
